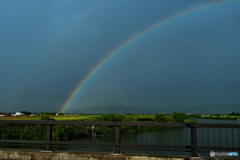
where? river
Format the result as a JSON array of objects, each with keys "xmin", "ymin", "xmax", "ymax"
[{"xmin": 59, "ymin": 119, "xmax": 239, "ymax": 157}]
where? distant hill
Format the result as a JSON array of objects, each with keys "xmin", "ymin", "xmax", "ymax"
[{"xmin": 67, "ymin": 104, "xmax": 240, "ymax": 114}]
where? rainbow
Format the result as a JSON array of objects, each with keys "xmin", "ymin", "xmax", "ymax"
[
  {"xmin": 6, "ymin": 2, "xmax": 100, "ymax": 112},
  {"xmin": 59, "ymin": 0, "xmax": 238, "ymax": 113}
]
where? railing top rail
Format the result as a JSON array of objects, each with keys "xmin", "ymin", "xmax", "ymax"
[
  {"xmin": 0, "ymin": 120, "xmax": 187, "ymax": 127},
  {"xmin": 47, "ymin": 121, "xmax": 189, "ymax": 127},
  {"xmin": 0, "ymin": 120, "xmax": 239, "ymax": 128}
]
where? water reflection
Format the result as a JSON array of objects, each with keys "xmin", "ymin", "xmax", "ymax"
[{"xmin": 62, "ymin": 119, "xmax": 239, "ymax": 157}]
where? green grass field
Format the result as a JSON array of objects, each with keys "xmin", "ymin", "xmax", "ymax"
[
  {"xmin": 0, "ymin": 115, "xmax": 101, "ymax": 121},
  {"xmin": 0, "ymin": 114, "xmax": 196, "ymax": 123},
  {"xmin": 51, "ymin": 115, "xmax": 101, "ymax": 121}
]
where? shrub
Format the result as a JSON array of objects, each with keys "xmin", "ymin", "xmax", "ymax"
[
  {"xmin": 155, "ymin": 114, "xmax": 168, "ymax": 122},
  {"xmin": 172, "ymin": 111, "xmax": 188, "ymax": 122},
  {"xmin": 41, "ymin": 112, "xmax": 50, "ymax": 120}
]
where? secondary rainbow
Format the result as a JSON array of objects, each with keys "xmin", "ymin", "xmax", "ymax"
[
  {"xmin": 59, "ymin": 0, "xmax": 238, "ymax": 113},
  {"xmin": 6, "ymin": 3, "xmax": 99, "ymax": 112}
]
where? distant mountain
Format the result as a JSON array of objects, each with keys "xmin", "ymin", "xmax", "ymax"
[
  {"xmin": 68, "ymin": 105, "xmax": 147, "ymax": 114},
  {"xmin": 67, "ymin": 104, "xmax": 240, "ymax": 114}
]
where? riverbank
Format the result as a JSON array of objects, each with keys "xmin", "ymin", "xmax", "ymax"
[
  {"xmin": 0, "ymin": 113, "xmax": 197, "ymax": 123},
  {"xmin": 190, "ymin": 115, "xmax": 240, "ymax": 121}
]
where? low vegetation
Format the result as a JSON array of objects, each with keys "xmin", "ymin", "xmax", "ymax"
[
  {"xmin": 0, "ymin": 111, "xmax": 196, "ymax": 122},
  {"xmin": 189, "ymin": 113, "xmax": 240, "ymax": 121}
]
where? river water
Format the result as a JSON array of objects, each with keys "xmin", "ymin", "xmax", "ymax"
[{"xmin": 60, "ymin": 119, "xmax": 239, "ymax": 158}]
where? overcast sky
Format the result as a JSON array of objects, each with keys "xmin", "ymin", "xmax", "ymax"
[{"xmin": 1, "ymin": 0, "xmax": 240, "ymax": 112}]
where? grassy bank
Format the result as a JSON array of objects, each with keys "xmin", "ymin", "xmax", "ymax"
[
  {"xmin": 189, "ymin": 114, "xmax": 240, "ymax": 121},
  {"xmin": 0, "ymin": 113, "xmax": 197, "ymax": 123}
]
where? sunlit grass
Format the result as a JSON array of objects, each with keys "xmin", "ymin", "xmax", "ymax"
[
  {"xmin": 124, "ymin": 115, "xmax": 155, "ymax": 119},
  {"xmin": 184, "ymin": 118, "xmax": 197, "ymax": 123},
  {"xmin": 0, "ymin": 116, "xmax": 41, "ymax": 120},
  {"xmin": 202, "ymin": 115, "xmax": 239, "ymax": 118},
  {"xmin": 0, "ymin": 115, "xmax": 101, "ymax": 121},
  {"xmin": 51, "ymin": 115, "xmax": 101, "ymax": 121},
  {"xmin": 0, "ymin": 114, "xmax": 197, "ymax": 122}
]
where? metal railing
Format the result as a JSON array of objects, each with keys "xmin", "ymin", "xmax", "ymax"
[{"xmin": 0, "ymin": 120, "xmax": 239, "ymax": 157}]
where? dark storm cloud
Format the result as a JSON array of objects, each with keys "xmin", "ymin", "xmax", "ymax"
[
  {"xmin": 0, "ymin": 0, "xmax": 239, "ymax": 112},
  {"xmin": 72, "ymin": 0, "xmax": 240, "ymax": 109}
]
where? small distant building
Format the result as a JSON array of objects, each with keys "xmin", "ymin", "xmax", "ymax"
[{"xmin": 14, "ymin": 112, "xmax": 24, "ymax": 116}]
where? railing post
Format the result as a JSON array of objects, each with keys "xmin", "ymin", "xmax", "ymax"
[
  {"xmin": 191, "ymin": 126, "xmax": 198, "ymax": 157},
  {"xmin": 45, "ymin": 122, "xmax": 52, "ymax": 151},
  {"xmin": 114, "ymin": 125, "xmax": 121, "ymax": 154}
]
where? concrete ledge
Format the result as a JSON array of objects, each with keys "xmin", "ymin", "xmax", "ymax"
[{"xmin": 0, "ymin": 148, "xmax": 236, "ymax": 160}]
